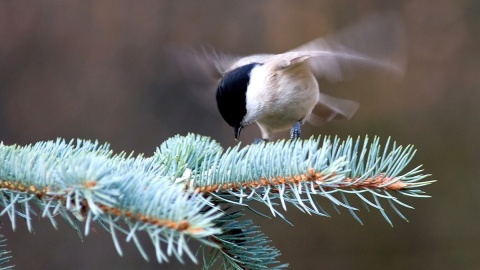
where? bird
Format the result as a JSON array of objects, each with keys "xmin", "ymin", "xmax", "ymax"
[
  {"xmin": 216, "ymin": 51, "xmax": 360, "ymax": 141},
  {"xmin": 174, "ymin": 12, "xmax": 406, "ymax": 142}
]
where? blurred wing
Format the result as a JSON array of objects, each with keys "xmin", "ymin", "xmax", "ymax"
[
  {"xmin": 227, "ymin": 54, "xmax": 274, "ymax": 70},
  {"xmin": 202, "ymin": 48, "xmax": 242, "ymax": 77},
  {"xmin": 172, "ymin": 46, "xmax": 239, "ymax": 80},
  {"xmin": 291, "ymin": 12, "xmax": 406, "ymax": 81},
  {"xmin": 307, "ymin": 93, "xmax": 360, "ymax": 126},
  {"xmin": 263, "ymin": 51, "xmax": 329, "ymax": 70},
  {"xmin": 167, "ymin": 47, "xmax": 240, "ymax": 113}
]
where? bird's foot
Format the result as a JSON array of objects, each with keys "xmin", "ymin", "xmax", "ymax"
[
  {"xmin": 290, "ymin": 121, "xmax": 302, "ymax": 140},
  {"xmin": 253, "ymin": 138, "xmax": 269, "ymax": 144}
]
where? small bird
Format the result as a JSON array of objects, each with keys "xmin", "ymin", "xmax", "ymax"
[
  {"xmin": 175, "ymin": 12, "xmax": 405, "ymax": 141},
  {"xmin": 216, "ymin": 51, "xmax": 360, "ymax": 141}
]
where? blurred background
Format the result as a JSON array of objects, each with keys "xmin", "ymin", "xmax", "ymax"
[{"xmin": 1, "ymin": 0, "xmax": 479, "ymax": 269}]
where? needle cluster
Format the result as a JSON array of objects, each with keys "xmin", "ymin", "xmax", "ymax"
[{"xmin": 0, "ymin": 134, "xmax": 434, "ymax": 269}]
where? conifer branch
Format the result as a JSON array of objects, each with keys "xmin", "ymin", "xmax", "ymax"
[{"xmin": 0, "ymin": 134, "xmax": 434, "ymax": 268}]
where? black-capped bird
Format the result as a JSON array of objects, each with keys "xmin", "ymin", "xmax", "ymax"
[{"xmin": 174, "ymin": 12, "xmax": 406, "ymax": 141}]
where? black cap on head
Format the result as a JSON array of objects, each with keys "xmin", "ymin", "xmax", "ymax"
[{"xmin": 216, "ymin": 63, "xmax": 259, "ymax": 139}]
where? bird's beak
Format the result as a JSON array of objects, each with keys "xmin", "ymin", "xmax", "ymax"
[{"xmin": 234, "ymin": 126, "xmax": 243, "ymax": 141}]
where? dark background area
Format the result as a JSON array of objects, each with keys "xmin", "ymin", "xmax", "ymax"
[{"xmin": 1, "ymin": 0, "xmax": 479, "ymax": 269}]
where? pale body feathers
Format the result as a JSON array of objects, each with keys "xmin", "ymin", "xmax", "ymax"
[{"xmin": 243, "ymin": 54, "xmax": 321, "ymax": 140}]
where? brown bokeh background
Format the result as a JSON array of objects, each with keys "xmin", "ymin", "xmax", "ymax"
[{"xmin": 1, "ymin": 1, "xmax": 479, "ymax": 269}]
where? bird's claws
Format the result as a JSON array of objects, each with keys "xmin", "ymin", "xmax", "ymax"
[
  {"xmin": 253, "ymin": 138, "xmax": 269, "ymax": 144},
  {"xmin": 290, "ymin": 121, "xmax": 302, "ymax": 140}
]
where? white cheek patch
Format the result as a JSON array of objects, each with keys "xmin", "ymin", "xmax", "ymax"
[{"xmin": 243, "ymin": 65, "xmax": 269, "ymax": 125}]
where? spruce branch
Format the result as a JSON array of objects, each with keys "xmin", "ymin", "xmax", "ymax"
[
  {"xmin": 0, "ymin": 134, "xmax": 434, "ymax": 268},
  {"xmin": 176, "ymin": 135, "xmax": 434, "ymax": 225}
]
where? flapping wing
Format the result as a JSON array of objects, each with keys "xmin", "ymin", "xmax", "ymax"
[
  {"xmin": 167, "ymin": 47, "xmax": 239, "ymax": 112},
  {"xmin": 172, "ymin": 47, "xmax": 239, "ymax": 80},
  {"xmin": 291, "ymin": 12, "xmax": 406, "ymax": 81},
  {"xmin": 307, "ymin": 93, "xmax": 360, "ymax": 126}
]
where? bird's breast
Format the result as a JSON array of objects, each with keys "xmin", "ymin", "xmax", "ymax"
[{"xmin": 244, "ymin": 64, "xmax": 319, "ymax": 130}]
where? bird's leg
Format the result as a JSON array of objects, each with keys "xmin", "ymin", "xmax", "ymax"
[
  {"xmin": 290, "ymin": 120, "xmax": 302, "ymax": 140},
  {"xmin": 253, "ymin": 138, "xmax": 269, "ymax": 144}
]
